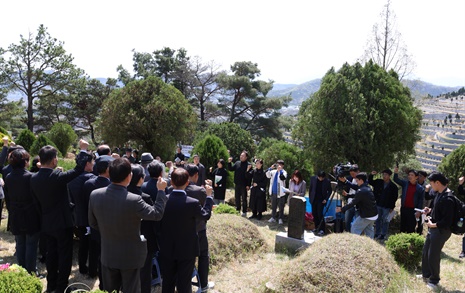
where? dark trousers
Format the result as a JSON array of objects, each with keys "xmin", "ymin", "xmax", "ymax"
[
  {"xmin": 235, "ymin": 184, "xmax": 248, "ymax": 213},
  {"xmin": 313, "ymin": 200, "xmax": 325, "ymax": 231},
  {"xmin": 44, "ymin": 227, "xmax": 74, "ymax": 293},
  {"xmin": 14, "ymin": 232, "xmax": 40, "ymax": 273},
  {"xmin": 140, "ymin": 247, "xmax": 157, "ymax": 293},
  {"xmin": 422, "ymin": 228, "xmax": 451, "ymax": 284},
  {"xmin": 160, "ymin": 257, "xmax": 195, "ymax": 293},
  {"xmin": 198, "ymin": 230, "xmax": 209, "ymax": 289},
  {"xmin": 101, "ymin": 263, "xmax": 141, "ymax": 293},
  {"xmin": 400, "ymin": 207, "xmax": 417, "ymax": 233},
  {"xmin": 77, "ymin": 226, "xmax": 90, "ymax": 273}
]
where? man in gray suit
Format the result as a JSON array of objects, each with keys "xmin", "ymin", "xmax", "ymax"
[{"xmin": 88, "ymin": 158, "xmax": 168, "ymax": 293}]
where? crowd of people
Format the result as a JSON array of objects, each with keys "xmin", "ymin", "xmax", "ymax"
[
  {"xmin": 0, "ymin": 136, "xmax": 463, "ymax": 292},
  {"xmin": 0, "ymin": 138, "xmax": 217, "ymax": 293}
]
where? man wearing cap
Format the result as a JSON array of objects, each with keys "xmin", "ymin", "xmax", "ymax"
[
  {"xmin": 369, "ymin": 169, "xmax": 398, "ymax": 240},
  {"xmin": 123, "ymin": 147, "xmax": 136, "ymax": 163},
  {"xmin": 140, "ymin": 152, "xmax": 154, "ymax": 182}
]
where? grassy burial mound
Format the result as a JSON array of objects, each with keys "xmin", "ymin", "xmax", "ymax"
[
  {"xmin": 273, "ymin": 233, "xmax": 402, "ymax": 293},
  {"xmin": 208, "ymin": 214, "xmax": 268, "ymax": 271}
]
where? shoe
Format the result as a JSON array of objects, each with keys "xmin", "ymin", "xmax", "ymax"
[
  {"xmin": 278, "ymin": 219, "xmax": 283, "ymax": 225},
  {"xmin": 426, "ymin": 282, "xmax": 438, "ymax": 290},
  {"xmin": 257, "ymin": 214, "xmax": 262, "ymax": 220},
  {"xmin": 318, "ymin": 230, "xmax": 325, "ymax": 236},
  {"xmin": 378, "ymin": 235, "xmax": 386, "ymax": 241},
  {"xmin": 241, "ymin": 212, "xmax": 247, "ymax": 217},
  {"xmin": 268, "ymin": 217, "xmax": 276, "ymax": 223},
  {"xmin": 201, "ymin": 281, "xmax": 215, "ymax": 292},
  {"xmin": 416, "ymin": 274, "xmax": 428, "ymax": 283},
  {"xmin": 248, "ymin": 214, "xmax": 257, "ymax": 219},
  {"xmin": 459, "ymin": 251, "xmax": 465, "ymax": 258}
]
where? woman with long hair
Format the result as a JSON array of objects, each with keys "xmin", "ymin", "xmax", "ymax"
[{"xmin": 288, "ymin": 169, "xmax": 307, "ymax": 203}]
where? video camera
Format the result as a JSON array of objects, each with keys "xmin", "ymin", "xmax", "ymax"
[{"xmin": 333, "ymin": 162, "xmax": 352, "ymax": 191}]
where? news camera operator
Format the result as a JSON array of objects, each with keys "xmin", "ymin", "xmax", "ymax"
[
  {"xmin": 336, "ymin": 172, "xmax": 378, "ymax": 238},
  {"xmin": 337, "ymin": 165, "xmax": 361, "ymax": 232}
]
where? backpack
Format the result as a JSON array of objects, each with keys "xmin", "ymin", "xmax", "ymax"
[{"xmin": 449, "ymin": 195, "xmax": 465, "ymax": 235}]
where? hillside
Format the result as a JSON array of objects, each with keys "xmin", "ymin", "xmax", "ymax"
[{"xmin": 268, "ymin": 79, "xmax": 464, "ymax": 109}]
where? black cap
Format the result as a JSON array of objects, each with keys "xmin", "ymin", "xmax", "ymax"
[{"xmin": 95, "ymin": 155, "xmax": 115, "ymax": 170}]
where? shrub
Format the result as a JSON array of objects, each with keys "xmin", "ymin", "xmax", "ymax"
[
  {"xmin": 15, "ymin": 129, "xmax": 36, "ymax": 152},
  {"xmin": 274, "ymin": 233, "xmax": 401, "ymax": 292},
  {"xmin": 385, "ymin": 232, "xmax": 424, "ymax": 270},
  {"xmin": 29, "ymin": 134, "xmax": 62, "ymax": 157},
  {"xmin": 213, "ymin": 203, "xmax": 239, "ymax": 215},
  {"xmin": 0, "ymin": 263, "xmax": 42, "ymax": 292},
  {"xmin": 208, "ymin": 214, "xmax": 267, "ymax": 271},
  {"xmin": 47, "ymin": 122, "xmax": 77, "ymax": 157}
]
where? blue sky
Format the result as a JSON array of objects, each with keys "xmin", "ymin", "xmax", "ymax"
[{"xmin": 1, "ymin": 0, "xmax": 464, "ymax": 87}]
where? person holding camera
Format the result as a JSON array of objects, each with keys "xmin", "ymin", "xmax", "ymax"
[
  {"xmin": 266, "ymin": 160, "xmax": 287, "ymax": 225},
  {"xmin": 417, "ymin": 172, "xmax": 454, "ymax": 290},
  {"xmin": 336, "ymin": 172, "xmax": 378, "ymax": 238},
  {"xmin": 338, "ymin": 165, "xmax": 361, "ymax": 232}
]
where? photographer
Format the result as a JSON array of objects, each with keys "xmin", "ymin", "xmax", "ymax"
[
  {"xmin": 418, "ymin": 172, "xmax": 454, "ymax": 290},
  {"xmin": 336, "ymin": 172, "xmax": 378, "ymax": 238},
  {"xmin": 337, "ymin": 165, "xmax": 361, "ymax": 232},
  {"xmin": 266, "ymin": 160, "xmax": 287, "ymax": 225}
]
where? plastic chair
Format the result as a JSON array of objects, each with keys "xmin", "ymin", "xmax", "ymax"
[
  {"xmin": 191, "ymin": 266, "xmax": 202, "ymax": 293},
  {"xmin": 151, "ymin": 252, "xmax": 162, "ymax": 286}
]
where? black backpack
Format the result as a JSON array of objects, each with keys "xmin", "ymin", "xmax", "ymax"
[{"xmin": 449, "ymin": 195, "xmax": 465, "ymax": 235}]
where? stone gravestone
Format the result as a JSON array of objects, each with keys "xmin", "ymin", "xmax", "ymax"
[{"xmin": 287, "ymin": 196, "xmax": 306, "ymax": 239}]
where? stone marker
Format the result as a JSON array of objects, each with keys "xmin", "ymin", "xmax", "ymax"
[{"xmin": 287, "ymin": 196, "xmax": 306, "ymax": 239}]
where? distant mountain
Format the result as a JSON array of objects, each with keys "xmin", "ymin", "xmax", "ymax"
[
  {"xmin": 269, "ymin": 79, "xmax": 464, "ymax": 109},
  {"xmin": 268, "ymin": 79, "xmax": 321, "ymax": 107}
]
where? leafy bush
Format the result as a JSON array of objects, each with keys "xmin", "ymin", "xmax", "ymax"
[
  {"xmin": 213, "ymin": 203, "xmax": 239, "ymax": 215},
  {"xmin": 385, "ymin": 232, "xmax": 425, "ymax": 270},
  {"xmin": 439, "ymin": 144, "xmax": 465, "ymax": 199},
  {"xmin": 15, "ymin": 129, "xmax": 36, "ymax": 152},
  {"xmin": 0, "ymin": 263, "xmax": 42, "ymax": 293},
  {"xmin": 47, "ymin": 122, "xmax": 77, "ymax": 157},
  {"xmin": 29, "ymin": 134, "xmax": 62, "ymax": 157}
]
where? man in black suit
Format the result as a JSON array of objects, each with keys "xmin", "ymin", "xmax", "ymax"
[
  {"xmin": 30, "ymin": 140, "xmax": 90, "ymax": 293},
  {"xmin": 88, "ymin": 158, "xmax": 168, "ymax": 293},
  {"xmin": 68, "ymin": 154, "xmax": 95, "ymax": 275},
  {"xmin": 192, "ymin": 154, "xmax": 206, "ymax": 187},
  {"xmin": 185, "ymin": 164, "xmax": 214, "ymax": 292},
  {"xmin": 228, "ymin": 151, "xmax": 252, "ymax": 216},
  {"xmin": 160, "ymin": 168, "xmax": 213, "ymax": 293},
  {"xmin": 82, "ymin": 155, "xmax": 114, "ymax": 287},
  {"xmin": 309, "ymin": 171, "xmax": 332, "ymax": 235}
]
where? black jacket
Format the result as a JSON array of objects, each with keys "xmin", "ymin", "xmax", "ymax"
[
  {"xmin": 368, "ymin": 175, "xmax": 398, "ymax": 209},
  {"xmin": 4, "ymin": 168, "xmax": 41, "ymax": 235},
  {"xmin": 341, "ymin": 183, "xmax": 378, "ymax": 218},
  {"xmin": 228, "ymin": 160, "xmax": 251, "ymax": 186}
]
